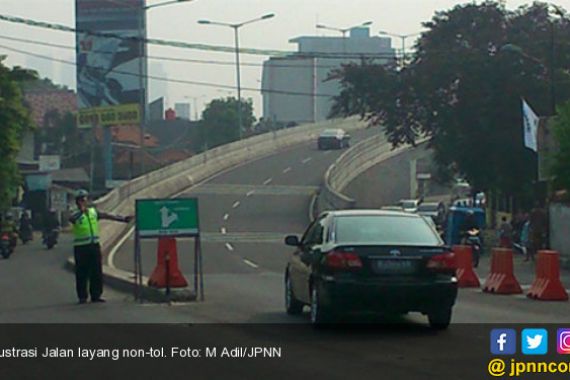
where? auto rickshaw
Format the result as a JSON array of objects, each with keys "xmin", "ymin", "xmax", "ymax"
[{"xmin": 443, "ymin": 206, "xmax": 486, "ymax": 246}]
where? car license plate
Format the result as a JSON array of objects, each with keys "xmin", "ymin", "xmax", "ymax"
[{"xmin": 374, "ymin": 259, "xmax": 415, "ymax": 274}]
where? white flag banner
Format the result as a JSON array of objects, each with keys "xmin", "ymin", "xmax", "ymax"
[{"xmin": 522, "ymin": 99, "xmax": 539, "ymax": 152}]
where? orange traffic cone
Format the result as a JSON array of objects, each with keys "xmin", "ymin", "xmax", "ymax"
[
  {"xmin": 453, "ymin": 245, "xmax": 480, "ymax": 288},
  {"xmin": 483, "ymin": 248, "xmax": 522, "ymax": 294},
  {"xmin": 148, "ymin": 237, "xmax": 188, "ymax": 288},
  {"xmin": 527, "ymin": 250, "xmax": 568, "ymax": 301}
]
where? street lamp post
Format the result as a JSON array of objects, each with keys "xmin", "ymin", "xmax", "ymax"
[
  {"xmin": 137, "ymin": 0, "xmax": 193, "ymax": 175},
  {"xmin": 316, "ymin": 21, "xmax": 373, "ymax": 53},
  {"xmin": 198, "ymin": 14, "xmax": 275, "ymax": 140},
  {"xmin": 378, "ymin": 31, "xmax": 421, "ymax": 68}
]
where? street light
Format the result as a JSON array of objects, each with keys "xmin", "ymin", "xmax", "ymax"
[
  {"xmin": 378, "ymin": 31, "xmax": 421, "ymax": 68},
  {"xmin": 136, "ymin": 0, "xmax": 194, "ymax": 174},
  {"xmin": 198, "ymin": 13, "xmax": 275, "ymax": 140},
  {"xmin": 316, "ymin": 21, "xmax": 372, "ymax": 54},
  {"xmin": 316, "ymin": 21, "xmax": 373, "ymax": 38}
]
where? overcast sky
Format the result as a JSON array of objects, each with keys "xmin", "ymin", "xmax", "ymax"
[{"xmin": 0, "ymin": 0, "xmax": 567, "ymax": 118}]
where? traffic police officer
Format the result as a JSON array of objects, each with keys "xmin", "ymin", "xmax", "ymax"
[{"xmin": 69, "ymin": 189, "xmax": 132, "ymax": 304}]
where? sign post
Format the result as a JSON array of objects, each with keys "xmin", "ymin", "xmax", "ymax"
[{"xmin": 134, "ymin": 198, "xmax": 203, "ymax": 302}]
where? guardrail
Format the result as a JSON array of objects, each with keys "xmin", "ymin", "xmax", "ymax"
[
  {"xmin": 315, "ymin": 134, "xmax": 429, "ymax": 217},
  {"xmin": 94, "ymin": 117, "xmax": 366, "ymax": 256}
]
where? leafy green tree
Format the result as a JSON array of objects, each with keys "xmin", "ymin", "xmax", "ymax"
[
  {"xmin": 0, "ymin": 57, "xmax": 36, "ymax": 210},
  {"xmin": 551, "ymin": 101, "xmax": 570, "ymax": 191},
  {"xmin": 331, "ymin": 1, "xmax": 570, "ymax": 204},
  {"xmin": 201, "ymin": 97, "xmax": 255, "ymax": 148}
]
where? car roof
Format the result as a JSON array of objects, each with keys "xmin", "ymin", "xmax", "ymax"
[
  {"xmin": 321, "ymin": 209, "xmax": 421, "ymax": 218},
  {"xmin": 321, "ymin": 128, "xmax": 343, "ymax": 134}
]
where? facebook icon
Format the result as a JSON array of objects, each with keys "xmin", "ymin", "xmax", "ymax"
[{"xmin": 491, "ymin": 329, "xmax": 517, "ymax": 355}]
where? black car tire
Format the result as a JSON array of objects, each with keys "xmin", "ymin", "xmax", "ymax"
[
  {"xmin": 47, "ymin": 243, "xmax": 54, "ymax": 250},
  {"xmin": 285, "ymin": 274, "xmax": 304, "ymax": 315},
  {"xmin": 310, "ymin": 284, "xmax": 334, "ymax": 326},
  {"xmin": 428, "ymin": 308, "xmax": 452, "ymax": 330}
]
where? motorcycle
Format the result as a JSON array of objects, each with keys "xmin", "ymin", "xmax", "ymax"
[
  {"xmin": 19, "ymin": 225, "xmax": 33, "ymax": 245},
  {"xmin": 43, "ymin": 229, "xmax": 59, "ymax": 250},
  {"xmin": 463, "ymin": 228, "xmax": 482, "ymax": 268},
  {"xmin": 0, "ymin": 232, "xmax": 14, "ymax": 259}
]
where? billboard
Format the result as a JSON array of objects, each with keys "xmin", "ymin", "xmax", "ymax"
[
  {"xmin": 77, "ymin": 103, "xmax": 140, "ymax": 128},
  {"xmin": 76, "ymin": 0, "xmax": 146, "ymax": 110}
]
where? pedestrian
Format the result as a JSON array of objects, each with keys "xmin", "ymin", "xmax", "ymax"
[
  {"xmin": 529, "ymin": 201, "xmax": 548, "ymax": 260},
  {"xmin": 521, "ymin": 219, "xmax": 532, "ymax": 262},
  {"xmin": 68, "ymin": 189, "xmax": 132, "ymax": 304},
  {"xmin": 499, "ymin": 216, "xmax": 513, "ymax": 248}
]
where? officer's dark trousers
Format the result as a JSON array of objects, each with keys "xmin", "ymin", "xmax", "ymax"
[{"xmin": 74, "ymin": 243, "xmax": 103, "ymax": 301}]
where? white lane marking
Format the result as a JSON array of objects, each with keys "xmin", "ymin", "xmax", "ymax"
[
  {"xmin": 243, "ymin": 259, "xmax": 259, "ymax": 269},
  {"xmin": 225, "ymin": 243, "xmax": 234, "ymax": 252},
  {"xmin": 108, "ymin": 226, "xmax": 135, "ymax": 269},
  {"xmin": 221, "ymin": 227, "xmax": 227, "ymax": 234},
  {"xmin": 263, "ymin": 178, "xmax": 273, "ymax": 185},
  {"xmin": 302, "ymin": 157, "xmax": 312, "ymax": 164},
  {"xmin": 223, "ymin": 213, "xmax": 229, "ymax": 221},
  {"xmin": 108, "ymin": 138, "xmax": 330, "ymax": 270},
  {"xmin": 323, "ymin": 151, "xmax": 331, "ymax": 155},
  {"xmin": 282, "ymin": 167, "xmax": 292, "ymax": 174},
  {"xmin": 246, "ymin": 190, "xmax": 255, "ymax": 197},
  {"xmin": 232, "ymin": 201, "xmax": 240, "ymax": 209}
]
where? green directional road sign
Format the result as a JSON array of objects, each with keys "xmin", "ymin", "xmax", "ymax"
[{"xmin": 136, "ymin": 198, "xmax": 200, "ymax": 237}]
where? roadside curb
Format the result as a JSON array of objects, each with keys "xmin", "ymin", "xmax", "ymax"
[{"xmin": 64, "ymin": 257, "xmax": 197, "ymax": 303}]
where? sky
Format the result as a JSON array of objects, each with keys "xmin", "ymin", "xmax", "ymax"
[{"xmin": 1, "ymin": 0, "xmax": 568, "ymax": 119}]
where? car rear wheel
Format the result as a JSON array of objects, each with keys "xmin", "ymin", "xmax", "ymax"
[
  {"xmin": 310, "ymin": 284, "xmax": 334, "ymax": 325},
  {"xmin": 428, "ymin": 308, "xmax": 452, "ymax": 330},
  {"xmin": 285, "ymin": 274, "xmax": 304, "ymax": 315}
]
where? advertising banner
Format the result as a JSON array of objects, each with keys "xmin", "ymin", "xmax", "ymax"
[
  {"xmin": 77, "ymin": 103, "xmax": 140, "ymax": 128},
  {"xmin": 75, "ymin": 0, "xmax": 146, "ymax": 110}
]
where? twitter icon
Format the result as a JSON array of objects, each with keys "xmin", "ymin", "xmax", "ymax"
[{"xmin": 522, "ymin": 329, "xmax": 548, "ymax": 355}]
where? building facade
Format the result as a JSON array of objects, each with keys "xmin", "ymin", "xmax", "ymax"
[{"xmin": 262, "ymin": 28, "xmax": 395, "ymax": 124}]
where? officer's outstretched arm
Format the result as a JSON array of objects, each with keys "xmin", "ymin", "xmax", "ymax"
[{"xmin": 98, "ymin": 211, "xmax": 132, "ymax": 223}]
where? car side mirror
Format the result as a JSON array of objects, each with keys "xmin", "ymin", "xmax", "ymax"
[{"xmin": 285, "ymin": 235, "xmax": 300, "ymax": 246}]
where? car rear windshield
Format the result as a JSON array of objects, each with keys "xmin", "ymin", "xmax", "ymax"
[
  {"xmin": 334, "ymin": 215, "xmax": 442, "ymax": 246},
  {"xmin": 321, "ymin": 129, "xmax": 340, "ymax": 137},
  {"xmin": 401, "ymin": 201, "xmax": 417, "ymax": 209}
]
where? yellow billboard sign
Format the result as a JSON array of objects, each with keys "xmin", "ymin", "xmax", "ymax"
[{"xmin": 77, "ymin": 104, "xmax": 140, "ymax": 128}]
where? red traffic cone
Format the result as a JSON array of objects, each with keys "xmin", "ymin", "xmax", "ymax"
[{"xmin": 148, "ymin": 237, "xmax": 188, "ymax": 288}]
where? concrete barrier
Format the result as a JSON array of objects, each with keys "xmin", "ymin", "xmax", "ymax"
[{"xmin": 315, "ymin": 134, "xmax": 428, "ymax": 217}]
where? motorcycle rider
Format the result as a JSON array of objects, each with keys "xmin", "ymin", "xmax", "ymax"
[
  {"xmin": 19, "ymin": 211, "xmax": 33, "ymax": 243},
  {"xmin": 0, "ymin": 211, "xmax": 18, "ymax": 249},
  {"xmin": 460, "ymin": 210, "xmax": 479, "ymax": 238},
  {"xmin": 42, "ymin": 208, "xmax": 60, "ymax": 244}
]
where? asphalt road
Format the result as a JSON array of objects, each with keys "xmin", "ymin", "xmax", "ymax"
[
  {"xmin": 2, "ymin": 128, "xmax": 570, "ymax": 379},
  {"xmin": 110, "ymin": 127, "xmax": 570, "ymax": 325}
]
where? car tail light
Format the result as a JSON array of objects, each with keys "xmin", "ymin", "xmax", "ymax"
[
  {"xmin": 427, "ymin": 252, "xmax": 456, "ymax": 273},
  {"xmin": 325, "ymin": 250, "xmax": 363, "ymax": 270}
]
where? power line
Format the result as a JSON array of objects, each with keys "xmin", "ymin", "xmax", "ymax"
[
  {"xmin": 0, "ymin": 33, "xmax": 394, "ymax": 69},
  {"xmin": 0, "ymin": 14, "xmax": 397, "ymax": 60},
  {"xmin": 0, "ymin": 43, "xmax": 339, "ymax": 98}
]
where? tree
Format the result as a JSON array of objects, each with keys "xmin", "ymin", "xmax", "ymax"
[
  {"xmin": 37, "ymin": 109, "xmax": 85, "ymax": 167},
  {"xmin": 0, "ymin": 57, "xmax": 36, "ymax": 210},
  {"xmin": 200, "ymin": 97, "xmax": 255, "ymax": 148},
  {"xmin": 331, "ymin": 1, "xmax": 570, "ymax": 205},
  {"xmin": 551, "ymin": 101, "xmax": 570, "ymax": 192}
]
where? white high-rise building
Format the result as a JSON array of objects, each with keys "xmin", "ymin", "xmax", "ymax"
[{"xmin": 262, "ymin": 28, "xmax": 394, "ymax": 124}]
